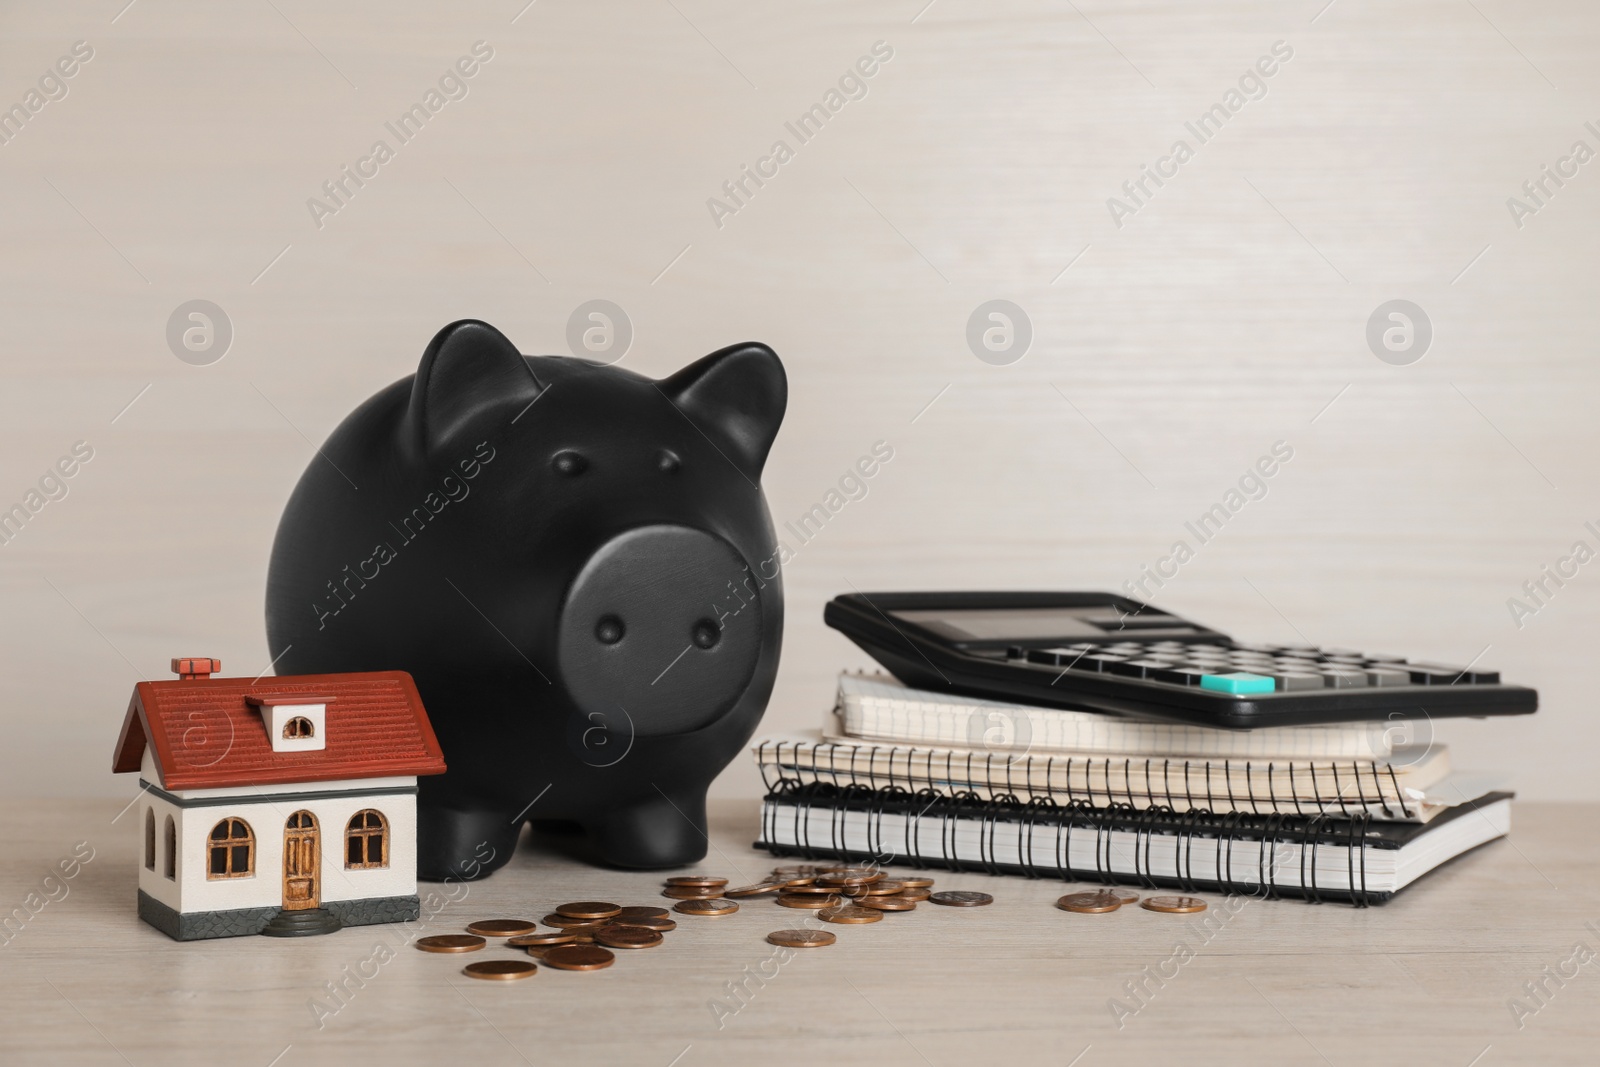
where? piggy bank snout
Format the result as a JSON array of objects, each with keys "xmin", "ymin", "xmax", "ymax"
[{"xmin": 555, "ymin": 524, "xmax": 762, "ymax": 737}]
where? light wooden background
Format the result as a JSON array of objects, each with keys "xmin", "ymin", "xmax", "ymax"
[{"xmin": 1, "ymin": 0, "xmax": 1597, "ymax": 806}]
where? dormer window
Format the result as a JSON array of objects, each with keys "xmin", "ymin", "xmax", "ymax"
[{"xmin": 245, "ymin": 695, "xmax": 333, "ymax": 753}]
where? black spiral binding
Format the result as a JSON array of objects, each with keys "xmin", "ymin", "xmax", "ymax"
[
  {"xmin": 758, "ymin": 779, "xmax": 1384, "ymax": 906},
  {"xmin": 756, "ymin": 739, "xmax": 1420, "ymax": 821}
]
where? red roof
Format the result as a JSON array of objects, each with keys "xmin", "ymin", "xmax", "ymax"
[{"xmin": 113, "ymin": 670, "xmax": 446, "ymax": 790}]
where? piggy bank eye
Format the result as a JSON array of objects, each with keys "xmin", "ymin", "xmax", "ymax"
[
  {"xmin": 657, "ymin": 449, "xmax": 681, "ymax": 474},
  {"xmin": 552, "ymin": 451, "xmax": 587, "ymax": 476}
]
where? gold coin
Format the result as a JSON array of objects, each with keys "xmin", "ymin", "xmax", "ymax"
[
  {"xmin": 594, "ymin": 925, "xmax": 665, "ymax": 949},
  {"xmin": 898, "ymin": 887, "xmax": 932, "ymax": 902},
  {"xmin": 673, "ymin": 897, "xmax": 739, "ymax": 916},
  {"xmin": 541, "ymin": 945, "xmax": 615, "ymax": 971},
  {"xmin": 928, "ymin": 891, "xmax": 993, "ymax": 907},
  {"xmin": 610, "ymin": 916, "xmax": 676, "ymax": 932},
  {"xmin": 415, "ymin": 934, "xmax": 486, "ymax": 953},
  {"xmin": 664, "ymin": 875, "xmax": 728, "ymax": 888},
  {"xmin": 766, "ymin": 929, "xmax": 837, "ymax": 948},
  {"xmin": 776, "ymin": 893, "xmax": 842, "ymax": 910},
  {"xmin": 465, "ymin": 919, "xmax": 538, "ymax": 937},
  {"xmin": 614, "ymin": 906, "xmax": 670, "ymax": 922},
  {"xmin": 463, "ymin": 960, "xmax": 538, "ymax": 981},
  {"xmin": 724, "ymin": 881, "xmax": 789, "ymax": 898},
  {"xmin": 1057, "ymin": 891, "xmax": 1122, "ymax": 914},
  {"xmin": 542, "ymin": 913, "xmax": 611, "ymax": 930},
  {"xmin": 896, "ymin": 876, "xmax": 936, "ymax": 889},
  {"xmin": 817, "ymin": 905, "xmax": 883, "ymax": 925},
  {"xmin": 555, "ymin": 901, "xmax": 622, "ymax": 919},
  {"xmin": 855, "ymin": 895, "xmax": 917, "ymax": 911},
  {"xmin": 1141, "ymin": 895, "xmax": 1207, "ymax": 914},
  {"xmin": 507, "ymin": 931, "xmax": 576, "ymax": 947}
]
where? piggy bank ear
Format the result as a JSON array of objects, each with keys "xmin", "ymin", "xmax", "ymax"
[
  {"xmin": 658, "ymin": 342, "xmax": 786, "ymax": 480},
  {"xmin": 406, "ymin": 319, "xmax": 542, "ymax": 458}
]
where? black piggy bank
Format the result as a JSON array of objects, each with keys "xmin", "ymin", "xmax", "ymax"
[{"xmin": 264, "ymin": 319, "xmax": 786, "ymax": 877}]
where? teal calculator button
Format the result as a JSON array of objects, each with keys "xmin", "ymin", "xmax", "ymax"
[{"xmin": 1199, "ymin": 672, "xmax": 1275, "ymax": 695}]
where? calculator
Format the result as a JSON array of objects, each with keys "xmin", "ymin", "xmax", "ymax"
[{"xmin": 823, "ymin": 591, "xmax": 1537, "ymax": 729}]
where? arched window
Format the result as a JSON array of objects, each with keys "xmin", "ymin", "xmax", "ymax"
[
  {"xmin": 207, "ymin": 817, "xmax": 254, "ymax": 879},
  {"xmin": 144, "ymin": 809, "xmax": 155, "ymax": 871},
  {"xmin": 283, "ymin": 716, "xmax": 315, "ymax": 739},
  {"xmin": 164, "ymin": 815, "xmax": 176, "ymax": 880},
  {"xmin": 345, "ymin": 810, "xmax": 388, "ymax": 869}
]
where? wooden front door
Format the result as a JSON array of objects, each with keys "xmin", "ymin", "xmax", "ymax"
[{"xmin": 283, "ymin": 811, "xmax": 319, "ymax": 910}]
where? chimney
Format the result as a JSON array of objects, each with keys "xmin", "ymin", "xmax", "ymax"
[{"xmin": 172, "ymin": 657, "xmax": 220, "ymax": 680}]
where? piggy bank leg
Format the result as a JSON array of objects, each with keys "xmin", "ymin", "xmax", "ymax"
[
  {"xmin": 416, "ymin": 801, "xmax": 523, "ymax": 882},
  {"xmin": 586, "ymin": 789, "xmax": 709, "ymax": 868}
]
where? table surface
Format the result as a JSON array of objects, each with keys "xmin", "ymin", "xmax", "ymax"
[{"xmin": 3, "ymin": 798, "xmax": 1597, "ymax": 1066}]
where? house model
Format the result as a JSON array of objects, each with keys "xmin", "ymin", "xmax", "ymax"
[{"xmin": 113, "ymin": 657, "xmax": 447, "ymax": 940}]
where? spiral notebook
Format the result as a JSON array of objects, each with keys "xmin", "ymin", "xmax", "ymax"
[
  {"xmin": 754, "ymin": 735, "xmax": 1481, "ymax": 821},
  {"xmin": 756, "ymin": 782, "xmax": 1513, "ymax": 906},
  {"xmin": 830, "ymin": 672, "xmax": 1407, "ymax": 760}
]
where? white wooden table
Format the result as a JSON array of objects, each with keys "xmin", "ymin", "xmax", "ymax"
[{"xmin": 3, "ymin": 798, "xmax": 1596, "ymax": 1065}]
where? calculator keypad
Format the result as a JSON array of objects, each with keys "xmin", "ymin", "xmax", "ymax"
[{"xmin": 1022, "ymin": 642, "xmax": 1498, "ymax": 695}]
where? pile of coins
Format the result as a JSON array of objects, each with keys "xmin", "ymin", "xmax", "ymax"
[
  {"xmin": 415, "ymin": 901, "xmax": 685, "ymax": 980},
  {"xmin": 1055, "ymin": 889, "xmax": 1208, "ymax": 915},
  {"xmin": 656, "ymin": 864, "xmax": 995, "ymax": 948},
  {"xmin": 416, "ymin": 868, "xmax": 1211, "ymax": 979}
]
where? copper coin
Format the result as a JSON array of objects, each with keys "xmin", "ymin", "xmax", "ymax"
[
  {"xmin": 1057, "ymin": 891, "xmax": 1122, "ymax": 914},
  {"xmin": 555, "ymin": 901, "xmax": 622, "ymax": 919},
  {"xmin": 778, "ymin": 884, "xmax": 840, "ymax": 895},
  {"xmin": 615, "ymin": 906, "xmax": 670, "ymax": 922},
  {"xmin": 775, "ymin": 875, "xmax": 818, "ymax": 886},
  {"xmin": 929, "ymin": 891, "xmax": 993, "ymax": 907},
  {"xmin": 543, "ymin": 914, "xmax": 611, "ymax": 930},
  {"xmin": 674, "ymin": 897, "xmax": 739, "ymax": 916},
  {"xmin": 897, "ymin": 876, "xmax": 936, "ymax": 889},
  {"xmin": 464, "ymin": 960, "xmax": 538, "ymax": 981},
  {"xmin": 1141, "ymin": 895, "xmax": 1207, "ymax": 914},
  {"xmin": 771, "ymin": 865, "xmax": 824, "ymax": 879},
  {"xmin": 817, "ymin": 905, "xmax": 883, "ymax": 924},
  {"xmin": 610, "ymin": 916, "xmax": 676, "ymax": 932},
  {"xmin": 856, "ymin": 894, "xmax": 918, "ymax": 911},
  {"xmin": 767, "ymin": 929, "xmax": 837, "ymax": 948},
  {"xmin": 662, "ymin": 886, "xmax": 724, "ymax": 900},
  {"xmin": 541, "ymin": 944, "xmax": 616, "ymax": 971},
  {"xmin": 776, "ymin": 893, "xmax": 842, "ymax": 910},
  {"xmin": 415, "ymin": 934, "xmax": 486, "ymax": 953},
  {"xmin": 864, "ymin": 880, "xmax": 907, "ymax": 896},
  {"xmin": 465, "ymin": 919, "xmax": 539, "ymax": 937},
  {"xmin": 1106, "ymin": 888, "xmax": 1141, "ymax": 905},
  {"xmin": 595, "ymin": 925, "xmax": 665, "ymax": 949},
  {"xmin": 664, "ymin": 875, "xmax": 728, "ymax": 888},
  {"xmin": 898, "ymin": 887, "xmax": 932, "ymax": 902},
  {"xmin": 508, "ymin": 931, "xmax": 576, "ymax": 947},
  {"xmin": 818, "ymin": 869, "xmax": 884, "ymax": 887},
  {"xmin": 724, "ymin": 881, "xmax": 789, "ymax": 898}
]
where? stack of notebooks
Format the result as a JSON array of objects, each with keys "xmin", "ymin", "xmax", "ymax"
[{"xmin": 752, "ymin": 672, "xmax": 1512, "ymax": 906}]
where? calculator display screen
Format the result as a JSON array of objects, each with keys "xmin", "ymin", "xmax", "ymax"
[{"xmin": 893, "ymin": 606, "xmax": 1206, "ymax": 646}]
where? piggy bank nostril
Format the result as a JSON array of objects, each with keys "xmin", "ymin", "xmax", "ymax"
[
  {"xmin": 691, "ymin": 619, "xmax": 720, "ymax": 650},
  {"xmin": 595, "ymin": 615, "xmax": 625, "ymax": 645}
]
